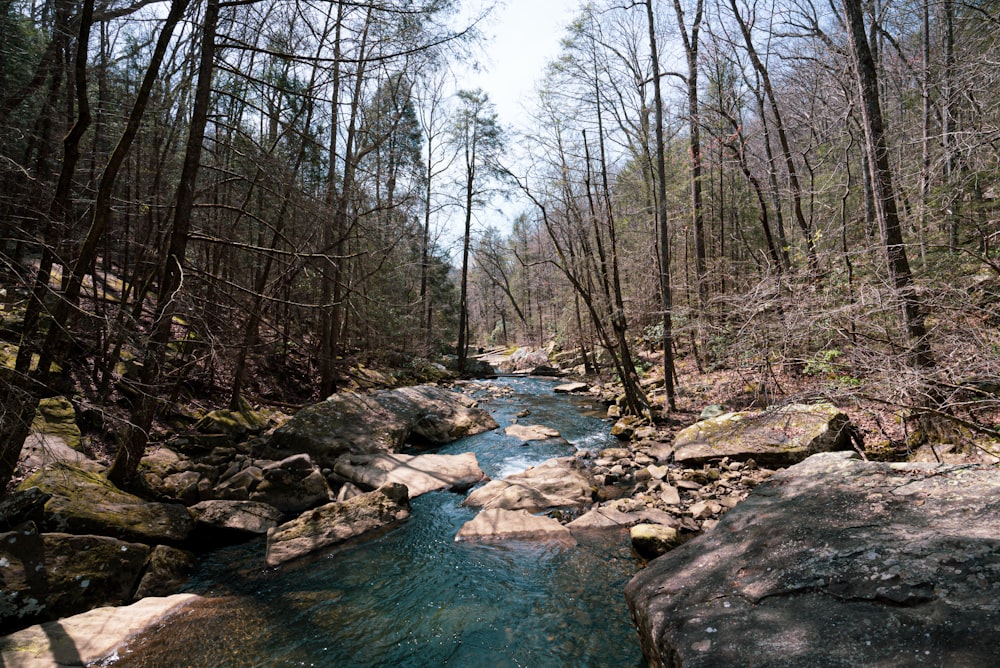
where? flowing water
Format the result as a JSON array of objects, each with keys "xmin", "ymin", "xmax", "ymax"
[{"xmin": 112, "ymin": 378, "xmax": 646, "ymax": 667}]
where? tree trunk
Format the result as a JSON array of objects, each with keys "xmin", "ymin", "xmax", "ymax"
[
  {"xmin": 843, "ymin": 0, "xmax": 933, "ymax": 369},
  {"xmin": 645, "ymin": 0, "xmax": 677, "ymax": 412},
  {"xmin": 108, "ymin": 0, "xmax": 220, "ymax": 487}
]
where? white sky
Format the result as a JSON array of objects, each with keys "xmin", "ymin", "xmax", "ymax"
[
  {"xmin": 440, "ymin": 1, "xmax": 579, "ymax": 246},
  {"xmin": 459, "ymin": 0, "xmax": 579, "ymax": 132}
]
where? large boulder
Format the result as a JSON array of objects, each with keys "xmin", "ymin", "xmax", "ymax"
[
  {"xmin": 265, "ymin": 483, "xmax": 410, "ymax": 567},
  {"xmin": 332, "ymin": 452, "xmax": 484, "ymax": 497},
  {"xmin": 17, "ymin": 462, "xmax": 194, "ymax": 545},
  {"xmin": 269, "ymin": 385, "xmax": 497, "ymax": 467},
  {"xmin": 625, "ymin": 452, "xmax": 1000, "ymax": 667},
  {"xmin": 463, "ymin": 457, "xmax": 595, "ymax": 513},
  {"xmin": 0, "ymin": 525, "xmax": 150, "ymax": 632},
  {"xmin": 455, "ymin": 508, "xmax": 576, "ymax": 545},
  {"xmin": 0, "ymin": 593, "xmax": 201, "ymax": 667},
  {"xmin": 672, "ymin": 402, "xmax": 852, "ymax": 467}
]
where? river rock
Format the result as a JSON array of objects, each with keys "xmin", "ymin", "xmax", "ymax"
[
  {"xmin": 250, "ymin": 454, "xmax": 332, "ymax": 513},
  {"xmin": 0, "ymin": 525, "xmax": 150, "ymax": 632},
  {"xmin": 265, "ymin": 483, "xmax": 411, "ymax": 567},
  {"xmin": 455, "ymin": 508, "xmax": 576, "ymax": 545},
  {"xmin": 332, "ymin": 452, "xmax": 484, "ymax": 497},
  {"xmin": 189, "ymin": 500, "xmax": 283, "ymax": 534},
  {"xmin": 625, "ymin": 451, "xmax": 1000, "ymax": 667},
  {"xmin": 269, "ymin": 385, "xmax": 498, "ymax": 466},
  {"xmin": 0, "ymin": 593, "xmax": 201, "ymax": 667},
  {"xmin": 17, "ymin": 462, "xmax": 194, "ymax": 545},
  {"xmin": 462, "ymin": 457, "xmax": 595, "ymax": 513},
  {"xmin": 553, "ymin": 382, "xmax": 589, "ymax": 394},
  {"xmin": 504, "ymin": 424, "xmax": 562, "ymax": 441},
  {"xmin": 630, "ymin": 523, "xmax": 679, "ymax": 559},
  {"xmin": 133, "ymin": 545, "xmax": 198, "ymax": 599},
  {"xmin": 672, "ymin": 402, "xmax": 852, "ymax": 467}
]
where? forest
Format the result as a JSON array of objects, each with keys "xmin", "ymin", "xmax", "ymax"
[{"xmin": 1, "ymin": 0, "xmax": 998, "ymax": 496}]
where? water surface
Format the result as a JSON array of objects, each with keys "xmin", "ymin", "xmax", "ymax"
[{"xmin": 113, "ymin": 378, "xmax": 645, "ymax": 667}]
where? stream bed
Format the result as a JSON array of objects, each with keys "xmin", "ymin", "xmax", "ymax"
[{"xmin": 112, "ymin": 378, "xmax": 646, "ymax": 667}]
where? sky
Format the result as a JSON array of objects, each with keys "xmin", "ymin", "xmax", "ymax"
[
  {"xmin": 440, "ymin": 1, "xmax": 580, "ymax": 246},
  {"xmin": 458, "ymin": 0, "xmax": 579, "ymax": 132}
]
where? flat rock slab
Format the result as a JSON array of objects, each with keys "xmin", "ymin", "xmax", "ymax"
[
  {"xmin": 270, "ymin": 385, "xmax": 498, "ymax": 466},
  {"xmin": 553, "ymin": 382, "xmax": 589, "ymax": 394},
  {"xmin": 625, "ymin": 452, "xmax": 1000, "ymax": 668},
  {"xmin": 455, "ymin": 508, "xmax": 576, "ymax": 545},
  {"xmin": 266, "ymin": 483, "xmax": 410, "ymax": 567},
  {"xmin": 463, "ymin": 457, "xmax": 595, "ymax": 513},
  {"xmin": 673, "ymin": 402, "xmax": 852, "ymax": 468},
  {"xmin": 504, "ymin": 424, "xmax": 562, "ymax": 441},
  {"xmin": 0, "ymin": 593, "xmax": 200, "ymax": 668},
  {"xmin": 332, "ymin": 452, "xmax": 484, "ymax": 497}
]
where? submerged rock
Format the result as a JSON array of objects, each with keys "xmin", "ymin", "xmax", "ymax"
[
  {"xmin": 463, "ymin": 457, "xmax": 595, "ymax": 513},
  {"xmin": 625, "ymin": 452, "xmax": 1000, "ymax": 667},
  {"xmin": 265, "ymin": 483, "xmax": 411, "ymax": 567},
  {"xmin": 0, "ymin": 593, "xmax": 201, "ymax": 667},
  {"xmin": 332, "ymin": 452, "xmax": 484, "ymax": 497},
  {"xmin": 672, "ymin": 402, "xmax": 852, "ymax": 467}
]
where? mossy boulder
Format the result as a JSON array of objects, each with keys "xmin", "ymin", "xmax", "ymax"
[
  {"xmin": 18, "ymin": 462, "xmax": 194, "ymax": 545},
  {"xmin": 630, "ymin": 523, "xmax": 680, "ymax": 560},
  {"xmin": 193, "ymin": 398, "xmax": 270, "ymax": 438},
  {"xmin": 0, "ymin": 524, "xmax": 150, "ymax": 633},
  {"xmin": 133, "ymin": 545, "xmax": 198, "ymax": 599},
  {"xmin": 31, "ymin": 396, "xmax": 82, "ymax": 450},
  {"xmin": 265, "ymin": 483, "xmax": 410, "ymax": 567},
  {"xmin": 673, "ymin": 403, "xmax": 852, "ymax": 468}
]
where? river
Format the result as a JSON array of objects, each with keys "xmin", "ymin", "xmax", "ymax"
[{"xmin": 111, "ymin": 377, "xmax": 646, "ymax": 667}]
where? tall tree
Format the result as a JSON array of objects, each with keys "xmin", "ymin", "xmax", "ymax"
[
  {"xmin": 450, "ymin": 88, "xmax": 503, "ymax": 373},
  {"xmin": 843, "ymin": 0, "xmax": 932, "ymax": 369}
]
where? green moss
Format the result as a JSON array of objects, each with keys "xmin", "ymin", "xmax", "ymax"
[{"xmin": 31, "ymin": 396, "xmax": 82, "ymax": 450}]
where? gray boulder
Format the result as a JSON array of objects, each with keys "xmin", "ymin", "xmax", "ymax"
[
  {"xmin": 269, "ymin": 385, "xmax": 498, "ymax": 467},
  {"xmin": 17, "ymin": 462, "xmax": 193, "ymax": 545},
  {"xmin": 673, "ymin": 402, "xmax": 852, "ymax": 467},
  {"xmin": 625, "ymin": 451, "xmax": 1000, "ymax": 667},
  {"xmin": 463, "ymin": 457, "xmax": 595, "ymax": 513},
  {"xmin": 332, "ymin": 452, "xmax": 484, "ymax": 497},
  {"xmin": 188, "ymin": 500, "xmax": 283, "ymax": 535},
  {"xmin": 265, "ymin": 483, "xmax": 410, "ymax": 567}
]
